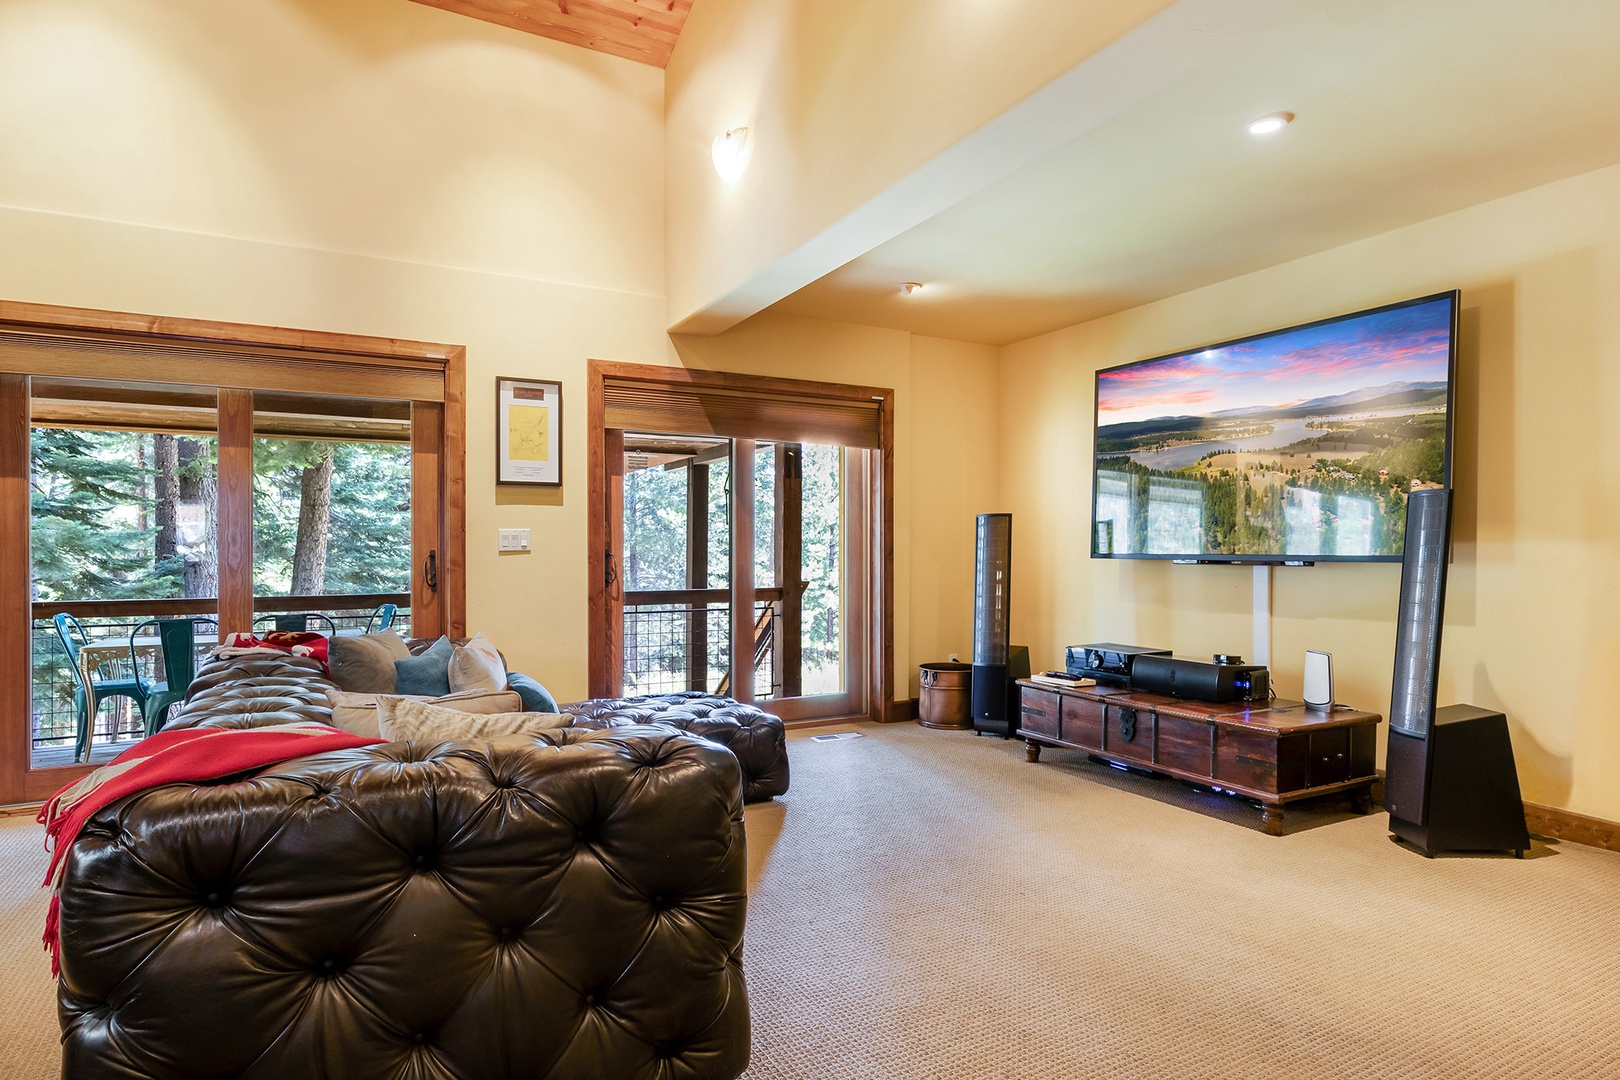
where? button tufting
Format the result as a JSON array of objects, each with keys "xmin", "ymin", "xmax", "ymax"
[
  {"xmin": 204, "ymin": 892, "xmax": 222, "ymax": 906},
  {"xmin": 584, "ymin": 994, "xmax": 596, "ymax": 1006}
]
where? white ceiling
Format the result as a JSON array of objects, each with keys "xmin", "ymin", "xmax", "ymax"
[{"xmin": 769, "ymin": 0, "xmax": 1620, "ymax": 346}]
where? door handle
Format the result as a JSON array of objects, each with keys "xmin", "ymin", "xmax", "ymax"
[{"xmin": 423, "ymin": 549, "xmax": 439, "ymax": 593}]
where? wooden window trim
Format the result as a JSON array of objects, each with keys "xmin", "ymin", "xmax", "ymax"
[
  {"xmin": 587, "ymin": 358, "xmax": 894, "ymax": 724},
  {"xmin": 0, "ymin": 301, "xmax": 467, "ymax": 804}
]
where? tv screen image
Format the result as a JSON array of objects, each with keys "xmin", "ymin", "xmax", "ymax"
[{"xmin": 1091, "ymin": 291, "xmax": 1457, "ymax": 563}]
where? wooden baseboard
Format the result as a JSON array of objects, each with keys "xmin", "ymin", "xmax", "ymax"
[
  {"xmin": 885, "ymin": 698, "xmax": 917, "ymax": 724},
  {"xmin": 0, "ymin": 802, "xmax": 42, "ymax": 818},
  {"xmin": 1524, "ymin": 802, "xmax": 1620, "ymax": 853}
]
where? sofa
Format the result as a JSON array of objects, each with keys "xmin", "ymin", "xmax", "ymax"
[
  {"xmin": 172, "ymin": 652, "xmax": 792, "ymax": 803},
  {"xmin": 55, "ymin": 655, "xmax": 754, "ymax": 1079}
]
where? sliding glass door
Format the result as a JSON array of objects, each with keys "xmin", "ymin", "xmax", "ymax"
[
  {"xmin": 589, "ymin": 361, "xmax": 893, "ymax": 725},
  {"xmin": 0, "ymin": 302, "xmax": 465, "ymax": 804}
]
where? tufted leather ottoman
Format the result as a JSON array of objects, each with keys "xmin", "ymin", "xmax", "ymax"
[
  {"xmin": 56, "ymin": 725, "xmax": 751, "ymax": 1079},
  {"xmin": 559, "ymin": 691, "xmax": 790, "ymax": 803}
]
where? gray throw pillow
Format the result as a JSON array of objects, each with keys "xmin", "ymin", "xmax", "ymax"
[
  {"xmin": 327, "ymin": 631, "xmax": 411, "ymax": 694},
  {"xmin": 395, "ymin": 636, "xmax": 454, "ymax": 697}
]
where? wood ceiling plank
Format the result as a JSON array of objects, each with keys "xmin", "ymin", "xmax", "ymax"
[{"xmin": 409, "ymin": 0, "xmax": 692, "ymax": 68}]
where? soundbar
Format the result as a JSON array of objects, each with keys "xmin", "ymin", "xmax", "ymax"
[{"xmin": 1130, "ymin": 655, "xmax": 1270, "ymax": 704}]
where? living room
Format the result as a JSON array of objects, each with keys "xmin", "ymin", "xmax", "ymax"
[{"xmin": 2, "ymin": 0, "xmax": 1619, "ymax": 1077}]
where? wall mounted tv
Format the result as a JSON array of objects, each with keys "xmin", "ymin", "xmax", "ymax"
[{"xmin": 1091, "ymin": 290, "xmax": 1458, "ymax": 564}]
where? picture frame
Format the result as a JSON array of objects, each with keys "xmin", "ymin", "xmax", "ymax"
[{"xmin": 496, "ymin": 377, "xmax": 562, "ymax": 486}]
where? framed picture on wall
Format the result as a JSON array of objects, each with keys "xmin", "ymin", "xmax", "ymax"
[{"xmin": 496, "ymin": 377, "xmax": 562, "ymax": 486}]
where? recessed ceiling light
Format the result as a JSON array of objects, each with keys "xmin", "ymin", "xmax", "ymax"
[
  {"xmin": 900, "ymin": 282, "xmax": 923, "ymax": 296},
  {"xmin": 1246, "ymin": 111, "xmax": 1294, "ymax": 136}
]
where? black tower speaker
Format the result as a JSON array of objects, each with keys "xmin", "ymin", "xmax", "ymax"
[
  {"xmin": 971, "ymin": 514, "xmax": 1024, "ymax": 737},
  {"xmin": 1384, "ymin": 489, "xmax": 1529, "ymax": 857}
]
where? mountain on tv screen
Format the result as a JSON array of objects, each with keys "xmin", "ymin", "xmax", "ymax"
[{"xmin": 1091, "ymin": 291, "xmax": 1457, "ymax": 563}]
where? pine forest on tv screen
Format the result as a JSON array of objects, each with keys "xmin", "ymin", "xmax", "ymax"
[{"xmin": 1092, "ymin": 296, "xmax": 1453, "ymax": 560}]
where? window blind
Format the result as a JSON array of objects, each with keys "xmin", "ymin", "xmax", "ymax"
[
  {"xmin": 602, "ymin": 378, "xmax": 883, "ymax": 449},
  {"xmin": 0, "ymin": 328, "xmax": 445, "ymax": 402}
]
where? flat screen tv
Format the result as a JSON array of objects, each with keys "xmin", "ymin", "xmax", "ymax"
[{"xmin": 1091, "ymin": 290, "xmax": 1458, "ymax": 564}]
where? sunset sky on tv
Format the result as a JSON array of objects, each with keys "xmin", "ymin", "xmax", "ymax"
[{"xmin": 1097, "ymin": 297, "xmax": 1454, "ymax": 427}]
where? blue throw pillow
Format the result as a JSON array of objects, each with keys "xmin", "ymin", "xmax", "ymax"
[
  {"xmin": 506, "ymin": 672, "xmax": 560, "ymax": 713},
  {"xmin": 394, "ymin": 636, "xmax": 454, "ymax": 697}
]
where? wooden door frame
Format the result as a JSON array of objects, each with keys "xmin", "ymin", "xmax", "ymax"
[
  {"xmin": 0, "ymin": 301, "xmax": 466, "ymax": 804},
  {"xmin": 586, "ymin": 358, "xmax": 894, "ymax": 724}
]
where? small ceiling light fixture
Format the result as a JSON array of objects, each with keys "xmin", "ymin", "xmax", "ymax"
[
  {"xmin": 711, "ymin": 126, "xmax": 753, "ymax": 183},
  {"xmin": 900, "ymin": 282, "xmax": 924, "ymax": 296},
  {"xmin": 1246, "ymin": 111, "xmax": 1294, "ymax": 136}
]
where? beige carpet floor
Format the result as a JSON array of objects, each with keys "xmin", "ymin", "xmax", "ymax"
[
  {"xmin": 2, "ymin": 723, "xmax": 1617, "ymax": 1078},
  {"xmin": 739, "ymin": 723, "xmax": 1620, "ymax": 1079}
]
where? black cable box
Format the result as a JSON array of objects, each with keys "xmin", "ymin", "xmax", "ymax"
[
  {"xmin": 1130, "ymin": 654, "xmax": 1270, "ymax": 704},
  {"xmin": 1064, "ymin": 643, "xmax": 1171, "ymax": 687}
]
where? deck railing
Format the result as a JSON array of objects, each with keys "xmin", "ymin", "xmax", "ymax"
[
  {"xmin": 623, "ymin": 589, "xmax": 779, "ymax": 700},
  {"xmin": 30, "ymin": 594, "xmax": 409, "ymax": 755}
]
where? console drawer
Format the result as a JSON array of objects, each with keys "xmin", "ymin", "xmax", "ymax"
[
  {"xmin": 1061, "ymin": 694, "xmax": 1105, "ymax": 749},
  {"xmin": 1308, "ymin": 728, "xmax": 1351, "ymax": 786},
  {"xmin": 1156, "ymin": 714, "xmax": 1213, "ymax": 777},
  {"xmin": 1020, "ymin": 688, "xmax": 1060, "ymax": 739},
  {"xmin": 1101, "ymin": 703, "xmax": 1154, "ymax": 764}
]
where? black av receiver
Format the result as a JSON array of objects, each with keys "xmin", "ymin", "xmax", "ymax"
[
  {"xmin": 1130, "ymin": 654, "xmax": 1270, "ymax": 704},
  {"xmin": 1064, "ymin": 643, "xmax": 1171, "ymax": 686}
]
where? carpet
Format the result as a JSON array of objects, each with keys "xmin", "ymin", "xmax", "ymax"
[
  {"xmin": 3, "ymin": 723, "xmax": 1617, "ymax": 1079},
  {"xmin": 738, "ymin": 723, "xmax": 1620, "ymax": 1079}
]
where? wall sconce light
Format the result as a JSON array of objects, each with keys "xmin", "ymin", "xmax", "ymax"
[{"xmin": 712, "ymin": 126, "xmax": 753, "ymax": 183}]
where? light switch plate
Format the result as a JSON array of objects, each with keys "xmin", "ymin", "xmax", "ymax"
[{"xmin": 498, "ymin": 528, "xmax": 532, "ymax": 553}]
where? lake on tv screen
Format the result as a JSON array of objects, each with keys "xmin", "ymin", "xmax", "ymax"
[{"xmin": 1092, "ymin": 297, "xmax": 1452, "ymax": 559}]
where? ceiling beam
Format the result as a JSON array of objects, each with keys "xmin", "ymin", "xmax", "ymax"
[{"xmin": 408, "ymin": 0, "xmax": 693, "ymax": 68}]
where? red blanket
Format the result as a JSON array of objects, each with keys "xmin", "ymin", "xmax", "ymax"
[
  {"xmin": 212, "ymin": 630, "xmax": 331, "ymax": 670},
  {"xmin": 38, "ymin": 723, "xmax": 385, "ymax": 975}
]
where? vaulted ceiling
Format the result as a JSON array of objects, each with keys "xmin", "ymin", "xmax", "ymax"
[{"xmin": 408, "ymin": 0, "xmax": 692, "ymax": 67}]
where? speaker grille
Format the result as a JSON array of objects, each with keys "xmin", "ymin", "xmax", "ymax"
[
  {"xmin": 1389, "ymin": 489, "xmax": 1451, "ymax": 738},
  {"xmin": 973, "ymin": 514, "xmax": 1011, "ymax": 667}
]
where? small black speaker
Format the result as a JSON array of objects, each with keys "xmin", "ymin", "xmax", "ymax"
[
  {"xmin": 972, "ymin": 646, "xmax": 1029, "ymax": 737},
  {"xmin": 1384, "ymin": 489, "xmax": 1529, "ymax": 856}
]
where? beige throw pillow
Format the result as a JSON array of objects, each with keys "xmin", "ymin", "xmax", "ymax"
[
  {"xmin": 376, "ymin": 697, "xmax": 570, "ymax": 741},
  {"xmin": 448, "ymin": 632, "xmax": 507, "ymax": 694},
  {"xmin": 328, "ymin": 688, "xmax": 523, "ymax": 738}
]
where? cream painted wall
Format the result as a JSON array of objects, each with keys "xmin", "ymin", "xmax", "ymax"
[
  {"xmin": 0, "ymin": 0, "xmax": 665, "ymax": 294},
  {"xmin": 1000, "ymin": 162, "xmax": 1620, "ymax": 820},
  {"xmin": 663, "ymin": 0, "xmax": 1175, "ymax": 328},
  {"xmin": 671, "ymin": 315, "xmax": 1001, "ymax": 702},
  {"xmin": 0, "ymin": 0, "xmax": 670, "ymax": 703},
  {"xmin": 908, "ymin": 335, "xmax": 1002, "ymax": 689}
]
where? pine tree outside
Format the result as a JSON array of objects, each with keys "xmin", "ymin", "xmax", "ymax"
[
  {"xmin": 621, "ymin": 438, "xmax": 843, "ymax": 700},
  {"xmin": 31, "ymin": 411, "xmax": 413, "ymax": 763}
]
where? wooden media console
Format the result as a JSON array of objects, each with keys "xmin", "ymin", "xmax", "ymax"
[{"xmin": 1016, "ymin": 680, "xmax": 1381, "ymax": 835}]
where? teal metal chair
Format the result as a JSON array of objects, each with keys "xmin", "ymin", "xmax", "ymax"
[
  {"xmin": 130, "ymin": 618, "xmax": 214, "ymax": 735},
  {"xmin": 54, "ymin": 613, "xmax": 147, "ymax": 762},
  {"xmin": 253, "ymin": 612, "xmax": 338, "ymax": 635},
  {"xmin": 366, "ymin": 603, "xmax": 398, "ymax": 633}
]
